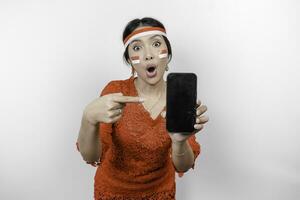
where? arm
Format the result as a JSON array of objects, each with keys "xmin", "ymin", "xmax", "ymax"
[
  {"xmin": 171, "ymin": 140, "xmax": 195, "ymax": 172},
  {"xmin": 76, "ymin": 110, "xmax": 102, "ymax": 163}
]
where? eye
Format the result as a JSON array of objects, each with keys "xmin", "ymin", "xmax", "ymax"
[
  {"xmin": 133, "ymin": 45, "xmax": 142, "ymax": 51},
  {"xmin": 153, "ymin": 41, "xmax": 161, "ymax": 47}
]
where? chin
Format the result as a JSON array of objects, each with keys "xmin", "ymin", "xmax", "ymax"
[{"xmin": 146, "ymin": 75, "xmax": 164, "ymax": 85}]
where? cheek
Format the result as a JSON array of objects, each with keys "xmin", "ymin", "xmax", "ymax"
[
  {"xmin": 158, "ymin": 49, "xmax": 168, "ymax": 59},
  {"xmin": 130, "ymin": 55, "xmax": 140, "ymax": 64}
]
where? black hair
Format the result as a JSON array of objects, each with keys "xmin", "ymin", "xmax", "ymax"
[{"xmin": 122, "ymin": 17, "xmax": 172, "ymax": 65}]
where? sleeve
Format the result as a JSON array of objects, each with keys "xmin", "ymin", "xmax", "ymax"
[
  {"xmin": 173, "ymin": 135, "xmax": 201, "ymax": 178},
  {"xmin": 99, "ymin": 80, "xmax": 122, "ymax": 97},
  {"xmin": 76, "ymin": 80, "xmax": 122, "ymax": 167}
]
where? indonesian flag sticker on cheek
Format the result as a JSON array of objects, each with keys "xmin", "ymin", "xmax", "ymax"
[
  {"xmin": 131, "ymin": 56, "xmax": 140, "ymax": 64},
  {"xmin": 159, "ymin": 49, "xmax": 168, "ymax": 59}
]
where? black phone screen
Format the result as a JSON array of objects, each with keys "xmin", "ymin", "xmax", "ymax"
[{"xmin": 166, "ymin": 73, "xmax": 197, "ymax": 133}]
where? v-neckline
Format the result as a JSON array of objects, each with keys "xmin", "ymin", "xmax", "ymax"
[{"xmin": 131, "ymin": 76, "xmax": 166, "ymax": 124}]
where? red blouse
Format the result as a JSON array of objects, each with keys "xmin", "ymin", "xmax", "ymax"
[{"xmin": 76, "ymin": 76, "xmax": 201, "ymax": 200}]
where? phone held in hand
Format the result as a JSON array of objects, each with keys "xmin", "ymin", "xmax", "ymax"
[{"xmin": 166, "ymin": 73, "xmax": 197, "ymax": 134}]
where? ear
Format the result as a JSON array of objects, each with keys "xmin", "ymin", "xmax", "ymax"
[{"xmin": 167, "ymin": 56, "xmax": 171, "ymax": 64}]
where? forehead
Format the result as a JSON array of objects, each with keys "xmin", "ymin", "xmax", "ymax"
[
  {"xmin": 130, "ymin": 33, "xmax": 163, "ymax": 44},
  {"xmin": 130, "ymin": 26, "xmax": 164, "ymax": 43}
]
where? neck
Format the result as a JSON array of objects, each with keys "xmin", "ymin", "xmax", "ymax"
[{"xmin": 135, "ymin": 77, "xmax": 166, "ymax": 97}]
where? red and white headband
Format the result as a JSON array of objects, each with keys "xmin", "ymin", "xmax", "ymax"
[{"xmin": 123, "ymin": 27, "xmax": 167, "ymax": 49}]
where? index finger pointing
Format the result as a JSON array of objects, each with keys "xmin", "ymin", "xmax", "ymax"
[{"xmin": 113, "ymin": 95, "xmax": 145, "ymax": 103}]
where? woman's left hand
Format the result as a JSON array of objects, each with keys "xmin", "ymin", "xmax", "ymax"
[{"xmin": 161, "ymin": 99, "xmax": 209, "ymax": 143}]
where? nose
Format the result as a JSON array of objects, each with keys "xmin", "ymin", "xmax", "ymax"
[
  {"xmin": 145, "ymin": 55, "xmax": 154, "ymax": 61},
  {"xmin": 144, "ymin": 45, "xmax": 154, "ymax": 61}
]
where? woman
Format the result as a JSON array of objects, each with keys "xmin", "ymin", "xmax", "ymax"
[{"xmin": 76, "ymin": 17, "xmax": 209, "ymax": 200}]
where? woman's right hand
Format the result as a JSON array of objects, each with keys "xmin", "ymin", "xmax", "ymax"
[{"xmin": 83, "ymin": 92, "xmax": 144, "ymax": 125}]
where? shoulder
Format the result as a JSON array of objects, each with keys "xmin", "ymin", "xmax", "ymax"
[{"xmin": 99, "ymin": 77, "xmax": 133, "ymax": 97}]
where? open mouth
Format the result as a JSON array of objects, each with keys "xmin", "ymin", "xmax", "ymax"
[
  {"xmin": 147, "ymin": 66, "xmax": 156, "ymax": 72},
  {"xmin": 146, "ymin": 64, "xmax": 157, "ymax": 78}
]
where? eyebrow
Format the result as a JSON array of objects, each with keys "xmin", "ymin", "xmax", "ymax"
[
  {"xmin": 130, "ymin": 34, "xmax": 163, "ymax": 44},
  {"xmin": 149, "ymin": 34, "xmax": 163, "ymax": 40}
]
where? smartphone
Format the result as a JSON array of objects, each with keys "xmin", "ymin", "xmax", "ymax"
[{"xmin": 166, "ymin": 73, "xmax": 197, "ymax": 134}]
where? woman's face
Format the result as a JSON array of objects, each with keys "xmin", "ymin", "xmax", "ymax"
[{"xmin": 127, "ymin": 27, "xmax": 169, "ymax": 85}]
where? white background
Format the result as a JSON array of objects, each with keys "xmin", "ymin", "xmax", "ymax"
[{"xmin": 0, "ymin": 0, "xmax": 299, "ymax": 199}]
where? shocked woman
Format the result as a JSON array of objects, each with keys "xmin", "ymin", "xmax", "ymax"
[{"xmin": 76, "ymin": 17, "xmax": 209, "ymax": 200}]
